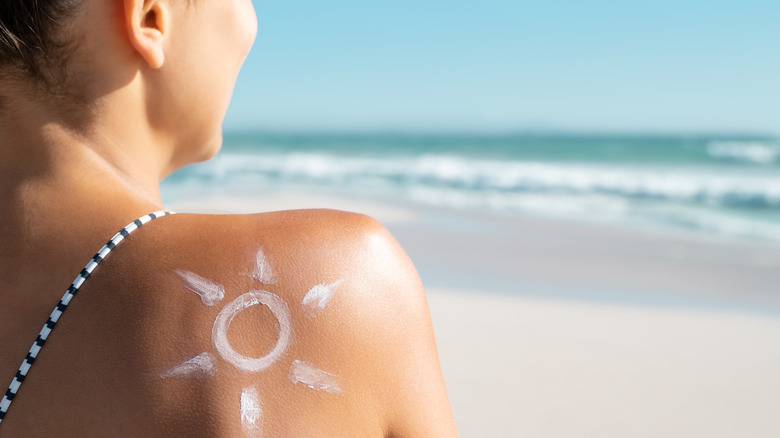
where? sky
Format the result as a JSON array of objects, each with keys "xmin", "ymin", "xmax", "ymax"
[{"xmin": 224, "ymin": 0, "xmax": 780, "ymax": 135}]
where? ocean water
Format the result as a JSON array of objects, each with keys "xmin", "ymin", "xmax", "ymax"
[{"xmin": 162, "ymin": 132, "xmax": 780, "ymax": 243}]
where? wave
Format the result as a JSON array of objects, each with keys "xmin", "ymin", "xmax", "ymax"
[
  {"xmin": 162, "ymin": 150, "xmax": 780, "ymax": 241},
  {"xmin": 185, "ymin": 152, "xmax": 780, "ymax": 210},
  {"xmin": 406, "ymin": 187, "xmax": 780, "ymax": 241},
  {"xmin": 707, "ymin": 141, "xmax": 779, "ymax": 165}
]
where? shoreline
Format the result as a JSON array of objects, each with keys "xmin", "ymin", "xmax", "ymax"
[{"xmin": 167, "ymin": 189, "xmax": 780, "ymax": 316}]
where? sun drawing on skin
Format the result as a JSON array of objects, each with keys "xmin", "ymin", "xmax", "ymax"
[{"xmin": 163, "ymin": 248, "xmax": 344, "ymax": 437}]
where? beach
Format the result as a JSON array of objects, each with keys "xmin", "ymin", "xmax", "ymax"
[
  {"xmin": 430, "ymin": 290, "xmax": 780, "ymax": 437},
  {"xmin": 169, "ymin": 189, "xmax": 780, "ymax": 437}
]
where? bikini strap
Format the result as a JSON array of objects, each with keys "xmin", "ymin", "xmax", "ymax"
[{"xmin": 0, "ymin": 211, "xmax": 175, "ymax": 425}]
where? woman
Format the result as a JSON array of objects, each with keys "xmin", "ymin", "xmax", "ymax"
[{"xmin": 0, "ymin": 0, "xmax": 457, "ymax": 436}]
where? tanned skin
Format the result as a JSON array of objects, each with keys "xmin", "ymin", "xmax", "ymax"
[{"xmin": 0, "ymin": 0, "xmax": 457, "ymax": 436}]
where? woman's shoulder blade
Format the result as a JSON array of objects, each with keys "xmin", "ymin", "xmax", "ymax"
[{"xmin": 11, "ymin": 209, "xmax": 441, "ymax": 437}]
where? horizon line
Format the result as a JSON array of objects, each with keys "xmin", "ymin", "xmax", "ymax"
[{"xmin": 222, "ymin": 128, "xmax": 779, "ymax": 139}]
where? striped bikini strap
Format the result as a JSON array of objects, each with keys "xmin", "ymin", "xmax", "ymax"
[{"xmin": 0, "ymin": 211, "xmax": 175, "ymax": 425}]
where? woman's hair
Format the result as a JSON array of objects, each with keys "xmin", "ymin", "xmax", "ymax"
[{"xmin": 0, "ymin": 0, "xmax": 80, "ymax": 84}]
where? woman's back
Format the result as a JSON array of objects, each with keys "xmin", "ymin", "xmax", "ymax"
[{"xmin": 0, "ymin": 209, "xmax": 455, "ymax": 436}]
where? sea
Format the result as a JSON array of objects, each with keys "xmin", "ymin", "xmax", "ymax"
[{"xmin": 161, "ymin": 132, "xmax": 780, "ymax": 243}]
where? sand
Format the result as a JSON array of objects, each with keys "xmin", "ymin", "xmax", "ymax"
[
  {"xmin": 169, "ymin": 190, "xmax": 780, "ymax": 437},
  {"xmin": 429, "ymin": 290, "xmax": 780, "ymax": 437}
]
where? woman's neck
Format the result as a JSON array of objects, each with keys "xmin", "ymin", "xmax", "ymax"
[
  {"xmin": 0, "ymin": 91, "xmax": 168, "ymax": 209},
  {"xmin": 0, "ymin": 99, "xmax": 171, "ymax": 312}
]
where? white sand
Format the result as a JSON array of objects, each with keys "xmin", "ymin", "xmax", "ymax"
[{"xmin": 429, "ymin": 289, "xmax": 780, "ymax": 437}]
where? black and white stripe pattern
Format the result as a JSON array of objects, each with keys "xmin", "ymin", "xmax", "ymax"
[{"xmin": 0, "ymin": 211, "xmax": 174, "ymax": 424}]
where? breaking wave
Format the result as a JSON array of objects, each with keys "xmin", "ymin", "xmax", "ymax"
[
  {"xmin": 164, "ymin": 146, "xmax": 780, "ymax": 242},
  {"xmin": 707, "ymin": 141, "xmax": 779, "ymax": 165},
  {"xmin": 187, "ymin": 152, "xmax": 780, "ymax": 209}
]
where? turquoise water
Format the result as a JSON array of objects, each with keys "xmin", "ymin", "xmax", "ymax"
[{"xmin": 162, "ymin": 132, "xmax": 780, "ymax": 242}]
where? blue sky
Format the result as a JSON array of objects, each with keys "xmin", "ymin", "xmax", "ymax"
[{"xmin": 225, "ymin": 0, "xmax": 779, "ymax": 135}]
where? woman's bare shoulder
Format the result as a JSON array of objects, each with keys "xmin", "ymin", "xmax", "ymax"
[{"xmin": 19, "ymin": 209, "xmax": 455, "ymax": 437}]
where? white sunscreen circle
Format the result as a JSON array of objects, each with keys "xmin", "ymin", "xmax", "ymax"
[{"xmin": 212, "ymin": 291, "xmax": 292, "ymax": 373}]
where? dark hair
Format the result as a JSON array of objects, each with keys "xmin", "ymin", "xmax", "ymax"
[{"xmin": 0, "ymin": 0, "xmax": 80, "ymax": 83}]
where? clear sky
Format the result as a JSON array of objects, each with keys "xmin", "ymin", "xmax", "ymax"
[{"xmin": 224, "ymin": 0, "xmax": 779, "ymax": 135}]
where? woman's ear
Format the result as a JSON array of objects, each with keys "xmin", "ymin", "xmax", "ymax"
[{"xmin": 124, "ymin": 0, "xmax": 167, "ymax": 69}]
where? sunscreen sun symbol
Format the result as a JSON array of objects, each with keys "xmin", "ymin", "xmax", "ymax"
[{"xmin": 165, "ymin": 248, "xmax": 343, "ymax": 437}]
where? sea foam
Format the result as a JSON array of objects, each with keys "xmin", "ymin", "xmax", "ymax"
[{"xmin": 162, "ymin": 135, "xmax": 780, "ymax": 242}]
